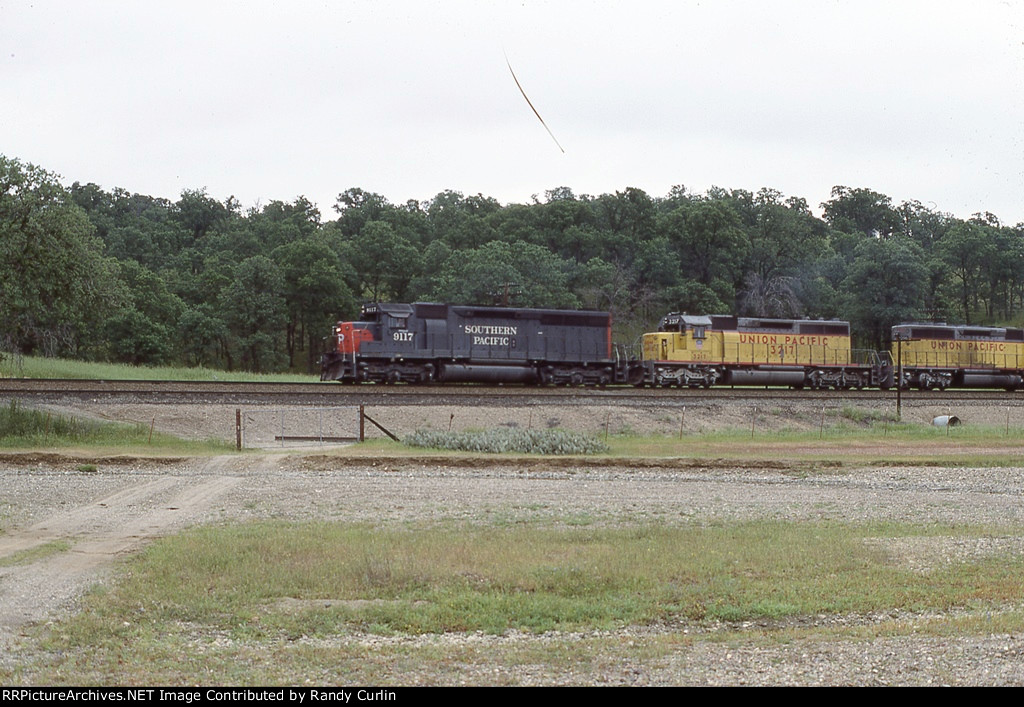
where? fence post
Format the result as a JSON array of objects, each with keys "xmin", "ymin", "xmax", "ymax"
[
  {"xmin": 235, "ymin": 408, "xmax": 242, "ymax": 451},
  {"xmin": 359, "ymin": 404, "xmax": 365, "ymax": 442}
]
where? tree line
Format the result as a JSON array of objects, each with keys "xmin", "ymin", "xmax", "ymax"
[{"xmin": 2, "ymin": 154, "xmax": 1023, "ymax": 373}]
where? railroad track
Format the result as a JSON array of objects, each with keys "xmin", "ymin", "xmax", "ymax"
[{"xmin": 2, "ymin": 378, "xmax": 1023, "ymax": 407}]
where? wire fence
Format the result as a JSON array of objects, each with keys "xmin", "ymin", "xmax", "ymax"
[{"xmin": 237, "ymin": 406, "xmax": 363, "ymax": 449}]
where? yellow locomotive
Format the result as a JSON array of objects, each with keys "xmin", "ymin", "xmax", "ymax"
[
  {"xmin": 891, "ymin": 323, "xmax": 1024, "ymax": 390},
  {"xmin": 642, "ymin": 314, "xmax": 892, "ymax": 389}
]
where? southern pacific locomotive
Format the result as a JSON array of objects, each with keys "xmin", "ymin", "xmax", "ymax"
[
  {"xmin": 320, "ymin": 302, "xmax": 636, "ymax": 385},
  {"xmin": 321, "ymin": 302, "xmax": 1024, "ymax": 391}
]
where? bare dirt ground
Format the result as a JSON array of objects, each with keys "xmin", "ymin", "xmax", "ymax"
[
  {"xmin": 2, "ymin": 398, "xmax": 1024, "ymax": 685},
  {"xmin": 27, "ymin": 394, "xmax": 1024, "ymax": 443}
]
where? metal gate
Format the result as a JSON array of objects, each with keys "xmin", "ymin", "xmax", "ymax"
[{"xmin": 237, "ymin": 406, "xmax": 362, "ymax": 449}]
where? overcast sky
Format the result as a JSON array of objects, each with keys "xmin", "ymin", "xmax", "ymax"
[{"xmin": 3, "ymin": 0, "xmax": 1024, "ymax": 224}]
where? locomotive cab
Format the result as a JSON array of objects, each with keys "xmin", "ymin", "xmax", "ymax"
[
  {"xmin": 643, "ymin": 314, "xmax": 722, "ymax": 387},
  {"xmin": 330, "ymin": 321, "xmax": 374, "ymax": 354}
]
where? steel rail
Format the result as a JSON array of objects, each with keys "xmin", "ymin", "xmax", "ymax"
[{"xmin": 1, "ymin": 378, "xmax": 1022, "ymax": 407}]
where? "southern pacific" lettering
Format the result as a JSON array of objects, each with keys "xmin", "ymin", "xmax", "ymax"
[{"xmin": 464, "ymin": 325, "xmax": 518, "ymax": 335}]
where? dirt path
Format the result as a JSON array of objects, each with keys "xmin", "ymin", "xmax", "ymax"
[{"xmin": 0, "ymin": 458, "xmax": 246, "ymax": 651}]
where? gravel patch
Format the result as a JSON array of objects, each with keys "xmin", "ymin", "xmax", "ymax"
[{"xmin": 2, "ymin": 398, "xmax": 1024, "ymax": 684}]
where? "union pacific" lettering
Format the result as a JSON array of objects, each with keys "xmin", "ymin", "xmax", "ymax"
[
  {"xmin": 930, "ymin": 341, "xmax": 1006, "ymax": 352},
  {"xmin": 738, "ymin": 334, "xmax": 832, "ymax": 346}
]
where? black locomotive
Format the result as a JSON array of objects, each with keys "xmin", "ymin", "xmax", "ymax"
[{"xmin": 320, "ymin": 302, "xmax": 637, "ymax": 385}]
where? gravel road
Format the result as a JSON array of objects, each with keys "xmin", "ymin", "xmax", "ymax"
[{"xmin": 2, "ymin": 398, "xmax": 1024, "ymax": 685}]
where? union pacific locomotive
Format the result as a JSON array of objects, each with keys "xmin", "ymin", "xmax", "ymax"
[
  {"xmin": 321, "ymin": 302, "xmax": 1024, "ymax": 390},
  {"xmin": 642, "ymin": 313, "xmax": 893, "ymax": 389},
  {"xmin": 892, "ymin": 323, "xmax": 1024, "ymax": 390}
]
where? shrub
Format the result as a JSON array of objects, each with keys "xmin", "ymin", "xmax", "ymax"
[{"xmin": 404, "ymin": 428, "xmax": 608, "ymax": 455}]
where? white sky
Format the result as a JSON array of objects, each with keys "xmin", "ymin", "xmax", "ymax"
[{"xmin": 3, "ymin": 0, "xmax": 1024, "ymax": 224}]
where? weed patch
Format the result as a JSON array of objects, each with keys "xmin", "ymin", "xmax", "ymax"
[
  {"xmin": 404, "ymin": 428, "xmax": 608, "ymax": 455},
  {"xmin": 0, "ymin": 400, "xmax": 232, "ymax": 452}
]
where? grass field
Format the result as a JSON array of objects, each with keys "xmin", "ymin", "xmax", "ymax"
[
  {"xmin": 0, "ymin": 353, "xmax": 318, "ymax": 382},
  {"xmin": 7, "ymin": 519, "xmax": 1023, "ymax": 684}
]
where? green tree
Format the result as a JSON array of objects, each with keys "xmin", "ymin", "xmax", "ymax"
[
  {"xmin": 272, "ymin": 236, "xmax": 356, "ymax": 370},
  {"xmin": 0, "ymin": 156, "xmax": 119, "ymax": 356},
  {"xmin": 822, "ymin": 186, "xmax": 901, "ymax": 238},
  {"xmin": 843, "ymin": 236, "xmax": 928, "ymax": 348},
  {"xmin": 71, "ymin": 183, "xmax": 185, "ymax": 270},
  {"xmin": 428, "ymin": 240, "xmax": 578, "ymax": 308},
  {"xmin": 102, "ymin": 260, "xmax": 186, "ymax": 365},
  {"xmin": 426, "ymin": 190, "xmax": 501, "ymax": 250},
  {"xmin": 657, "ymin": 199, "xmax": 746, "ymax": 289},
  {"xmin": 938, "ymin": 220, "xmax": 996, "ymax": 324},
  {"xmin": 342, "ymin": 221, "xmax": 422, "ymax": 302},
  {"xmin": 175, "ymin": 188, "xmax": 231, "ymax": 243},
  {"xmin": 220, "ymin": 256, "xmax": 288, "ymax": 372},
  {"xmin": 177, "ymin": 305, "xmax": 228, "ymax": 369}
]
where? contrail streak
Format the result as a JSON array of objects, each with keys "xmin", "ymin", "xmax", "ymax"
[{"xmin": 505, "ymin": 54, "xmax": 565, "ymax": 154}]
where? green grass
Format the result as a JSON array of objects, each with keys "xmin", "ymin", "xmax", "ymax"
[
  {"xmin": 0, "ymin": 353, "xmax": 317, "ymax": 382},
  {"xmin": 0, "ymin": 540, "xmax": 72, "ymax": 567},
  {"xmin": 0, "ymin": 400, "xmax": 232, "ymax": 452},
  {"xmin": 10, "ymin": 519, "xmax": 1024, "ymax": 684}
]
